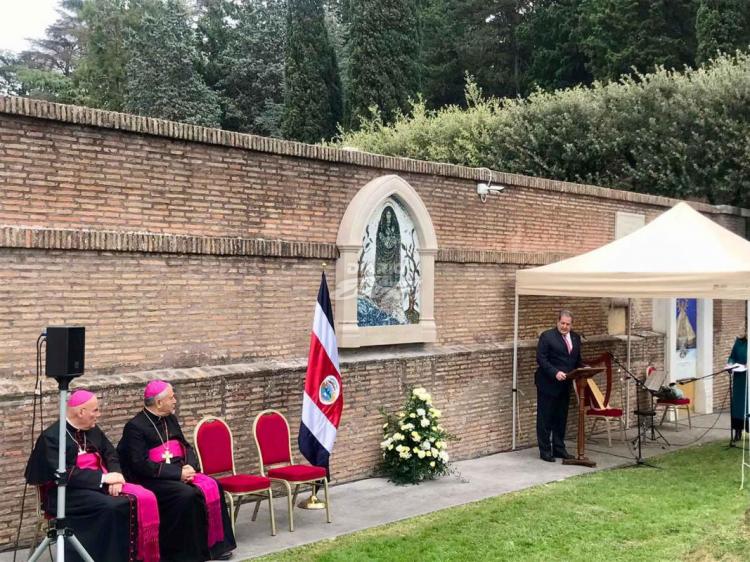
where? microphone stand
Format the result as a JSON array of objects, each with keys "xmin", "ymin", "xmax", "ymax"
[
  {"xmin": 674, "ymin": 365, "xmax": 738, "ymax": 448},
  {"xmin": 608, "ymin": 353, "xmax": 667, "ymax": 468}
]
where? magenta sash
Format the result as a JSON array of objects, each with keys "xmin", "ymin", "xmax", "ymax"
[
  {"xmin": 76, "ymin": 453, "xmax": 160, "ymax": 562},
  {"xmin": 147, "ymin": 439, "xmax": 184, "ymax": 463},
  {"xmin": 147, "ymin": 441, "xmax": 224, "ymax": 547},
  {"xmin": 192, "ymin": 474, "xmax": 224, "ymax": 547}
]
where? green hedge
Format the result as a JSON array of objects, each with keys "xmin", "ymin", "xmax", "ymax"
[{"xmin": 337, "ymin": 53, "xmax": 750, "ymax": 208}]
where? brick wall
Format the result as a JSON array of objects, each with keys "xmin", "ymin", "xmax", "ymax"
[
  {"xmin": 0, "ymin": 334, "xmax": 659, "ymax": 548},
  {"xmin": 0, "ymin": 96, "xmax": 747, "ymax": 549}
]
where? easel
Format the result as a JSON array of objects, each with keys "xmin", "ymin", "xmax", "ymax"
[{"xmin": 563, "ymin": 367, "xmax": 605, "ymax": 468}]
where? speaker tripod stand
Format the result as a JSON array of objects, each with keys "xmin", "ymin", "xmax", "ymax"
[
  {"xmin": 28, "ymin": 378, "xmax": 94, "ymax": 562},
  {"xmin": 609, "ymin": 353, "xmax": 669, "ymax": 468}
]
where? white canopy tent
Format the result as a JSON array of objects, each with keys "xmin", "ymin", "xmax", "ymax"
[{"xmin": 510, "ymin": 202, "xmax": 750, "ymax": 481}]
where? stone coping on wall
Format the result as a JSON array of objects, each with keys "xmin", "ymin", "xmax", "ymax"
[
  {"xmin": 0, "ymin": 224, "xmax": 569, "ymax": 265},
  {"xmin": 0, "ymin": 333, "xmax": 656, "ymax": 400},
  {"xmin": 1, "ymin": 95, "xmax": 745, "ymax": 217}
]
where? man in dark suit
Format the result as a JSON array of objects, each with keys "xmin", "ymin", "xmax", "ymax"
[{"xmin": 535, "ymin": 309, "xmax": 584, "ymax": 462}]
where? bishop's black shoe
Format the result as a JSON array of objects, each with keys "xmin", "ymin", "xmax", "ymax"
[
  {"xmin": 554, "ymin": 450, "xmax": 574, "ymax": 460},
  {"xmin": 540, "ymin": 454, "xmax": 556, "ymax": 462}
]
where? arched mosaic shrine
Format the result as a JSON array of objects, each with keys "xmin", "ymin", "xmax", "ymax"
[
  {"xmin": 358, "ymin": 197, "xmax": 421, "ymax": 326},
  {"xmin": 336, "ymin": 175, "xmax": 437, "ymax": 347}
]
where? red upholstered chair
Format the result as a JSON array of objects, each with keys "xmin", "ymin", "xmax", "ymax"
[
  {"xmin": 252, "ymin": 409, "xmax": 331, "ymax": 532},
  {"xmin": 657, "ymin": 397, "xmax": 692, "ymax": 431},
  {"xmin": 194, "ymin": 416, "xmax": 276, "ymax": 535},
  {"xmin": 578, "ymin": 353, "xmax": 625, "ymax": 447},
  {"xmin": 29, "ymin": 484, "xmax": 53, "ymax": 557}
]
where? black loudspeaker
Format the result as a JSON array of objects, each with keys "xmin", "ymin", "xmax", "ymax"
[{"xmin": 45, "ymin": 326, "xmax": 85, "ymax": 379}]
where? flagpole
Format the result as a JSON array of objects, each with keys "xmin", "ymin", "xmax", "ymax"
[
  {"xmin": 300, "ymin": 265, "xmax": 326, "ymax": 510},
  {"xmin": 299, "ymin": 266, "xmax": 339, "ymax": 511}
]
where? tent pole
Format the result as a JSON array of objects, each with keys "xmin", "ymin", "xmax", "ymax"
[
  {"xmin": 512, "ymin": 292, "xmax": 520, "ymax": 450},
  {"xmin": 626, "ymin": 299, "xmax": 632, "ymax": 428},
  {"xmin": 743, "ymin": 300, "xmax": 750, "ymax": 489}
]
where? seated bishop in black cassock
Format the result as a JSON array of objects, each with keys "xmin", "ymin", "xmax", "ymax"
[
  {"xmin": 25, "ymin": 390, "xmax": 160, "ymax": 562},
  {"xmin": 117, "ymin": 380, "xmax": 236, "ymax": 562}
]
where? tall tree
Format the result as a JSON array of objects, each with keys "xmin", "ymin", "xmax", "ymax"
[
  {"xmin": 20, "ymin": 0, "xmax": 84, "ymax": 76},
  {"xmin": 76, "ymin": 0, "xmax": 143, "ymax": 111},
  {"xmin": 124, "ymin": 0, "xmax": 221, "ymax": 126},
  {"xmin": 420, "ymin": 0, "xmax": 465, "ymax": 107},
  {"xmin": 695, "ymin": 0, "xmax": 750, "ymax": 65},
  {"xmin": 344, "ymin": 0, "xmax": 422, "ymax": 127},
  {"xmin": 281, "ymin": 0, "xmax": 343, "ymax": 142},
  {"xmin": 579, "ymin": 0, "xmax": 698, "ymax": 82},
  {"xmin": 425, "ymin": 0, "xmax": 534, "ymax": 103},
  {"xmin": 202, "ymin": 0, "xmax": 286, "ymax": 136},
  {"xmin": 520, "ymin": 0, "xmax": 592, "ymax": 92},
  {"xmin": 5, "ymin": 0, "xmax": 85, "ymax": 102}
]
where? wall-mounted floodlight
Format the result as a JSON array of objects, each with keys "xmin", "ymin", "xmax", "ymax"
[{"xmin": 477, "ymin": 176, "xmax": 506, "ymax": 203}]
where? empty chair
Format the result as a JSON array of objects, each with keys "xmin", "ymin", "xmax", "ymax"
[
  {"xmin": 252, "ymin": 409, "xmax": 331, "ymax": 532},
  {"xmin": 194, "ymin": 416, "xmax": 276, "ymax": 535}
]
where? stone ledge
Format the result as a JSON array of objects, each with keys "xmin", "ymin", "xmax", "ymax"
[
  {"xmin": 0, "ymin": 95, "xmax": 743, "ymax": 216},
  {"xmin": 0, "ymin": 334, "xmax": 657, "ymax": 399},
  {"xmin": 0, "ymin": 225, "xmax": 338, "ymax": 259},
  {"xmin": 437, "ymin": 248, "xmax": 568, "ymax": 266},
  {"xmin": 0, "ymin": 225, "xmax": 571, "ymax": 265}
]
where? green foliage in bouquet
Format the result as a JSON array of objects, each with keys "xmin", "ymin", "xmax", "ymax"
[{"xmin": 380, "ymin": 387, "xmax": 456, "ymax": 485}]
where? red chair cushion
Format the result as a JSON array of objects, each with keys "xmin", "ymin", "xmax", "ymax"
[
  {"xmin": 217, "ymin": 474, "xmax": 271, "ymax": 493},
  {"xmin": 268, "ymin": 464, "xmax": 326, "ymax": 482},
  {"xmin": 657, "ymin": 398, "xmax": 690, "ymax": 405},
  {"xmin": 255, "ymin": 413, "xmax": 292, "ymax": 466},
  {"xmin": 196, "ymin": 419, "xmax": 234, "ymax": 475},
  {"xmin": 587, "ymin": 408, "xmax": 623, "ymax": 417}
]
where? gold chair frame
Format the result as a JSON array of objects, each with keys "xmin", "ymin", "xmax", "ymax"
[
  {"xmin": 657, "ymin": 400, "xmax": 692, "ymax": 431},
  {"xmin": 29, "ymin": 486, "xmax": 52, "ymax": 558},
  {"xmin": 194, "ymin": 416, "xmax": 276, "ymax": 536},
  {"xmin": 252, "ymin": 409, "xmax": 331, "ymax": 532},
  {"xmin": 585, "ymin": 379, "xmax": 627, "ymax": 447}
]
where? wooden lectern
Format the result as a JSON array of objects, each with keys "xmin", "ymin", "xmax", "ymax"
[{"xmin": 562, "ymin": 367, "xmax": 605, "ymax": 468}]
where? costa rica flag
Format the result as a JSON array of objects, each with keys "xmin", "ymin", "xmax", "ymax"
[{"xmin": 298, "ymin": 273, "xmax": 343, "ymax": 473}]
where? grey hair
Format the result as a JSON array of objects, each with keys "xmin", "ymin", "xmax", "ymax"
[
  {"xmin": 559, "ymin": 309, "xmax": 574, "ymax": 320},
  {"xmin": 144, "ymin": 386, "xmax": 171, "ymax": 407}
]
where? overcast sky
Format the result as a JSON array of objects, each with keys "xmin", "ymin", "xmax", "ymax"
[{"xmin": 0, "ymin": 0, "xmax": 59, "ymax": 53}]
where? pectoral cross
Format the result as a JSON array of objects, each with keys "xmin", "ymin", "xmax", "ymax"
[{"xmin": 162, "ymin": 448, "xmax": 173, "ymax": 464}]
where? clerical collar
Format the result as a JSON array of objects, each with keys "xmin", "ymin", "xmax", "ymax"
[
  {"xmin": 66, "ymin": 418, "xmax": 82, "ymax": 431},
  {"xmin": 143, "ymin": 407, "xmax": 168, "ymax": 420}
]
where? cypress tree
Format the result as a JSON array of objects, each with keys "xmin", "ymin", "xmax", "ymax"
[
  {"xmin": 77, "ymin": 0, "xmax": 142, "ymax": 111},
  {"xmin": 579, "ymin": 0, "xmax": 698, "ymax": 82},
  {"xmin": 124, "ymin": 0, "xmax": 221, "ymax": 127},
  {"xmin": 520, "ymin": 0, "xmax": 592, "ymax": 92},
  {"xmin": 345, "ymin": 0, "xmax": 421, "ymax": 127},
  {"xmin": 696, "ymin": 0, "xmax": 750, "ymax": 65},
  {"xmin": 281, "ymin": 0, "xmax": 343, "ymax": 142}
]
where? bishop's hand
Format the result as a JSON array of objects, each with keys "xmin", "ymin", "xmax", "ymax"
[
  {"xmin": 103, "ymin": 472, "xmax": 125, "ymax": 485},
  {"xmin": 181, "ymin": 465, "xmax": 196, "ymax": 483}
]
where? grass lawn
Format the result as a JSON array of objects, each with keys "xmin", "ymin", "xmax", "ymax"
[{"xmin": 255, "ymin": 442, "xmax": 750, "ymax": 561}]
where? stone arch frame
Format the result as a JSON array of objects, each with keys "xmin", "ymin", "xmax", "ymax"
[{"xmin": 336, "ymin": 174, "xmax": 437, "ymax": 347}]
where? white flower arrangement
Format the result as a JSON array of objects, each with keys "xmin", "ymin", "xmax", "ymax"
[{"xmin": 380, "ymin": 387, "xmax": 456, "ymax": 485}]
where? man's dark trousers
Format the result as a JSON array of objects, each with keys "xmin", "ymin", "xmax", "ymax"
[{"xmin": 536, "ymin": 387, "xmax": 570, "ymax": 458}]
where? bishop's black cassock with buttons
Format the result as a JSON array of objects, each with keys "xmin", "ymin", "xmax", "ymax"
[{"xmin": 117, "ymin": 410, "xmax": 235, "ymax": 562}]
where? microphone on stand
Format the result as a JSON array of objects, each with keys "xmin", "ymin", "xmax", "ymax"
[{"xmin": 676, "ymin": 378, "xmax": 697, "ymax": 385}]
